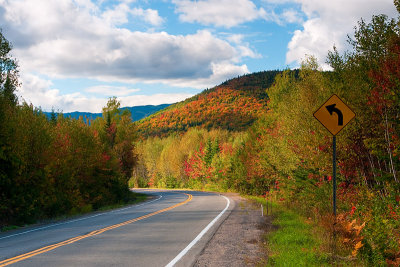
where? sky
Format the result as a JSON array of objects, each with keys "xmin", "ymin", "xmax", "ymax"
[{"xmin": 0, "ymin": 0, "xmax": 398, "ymax": 112}]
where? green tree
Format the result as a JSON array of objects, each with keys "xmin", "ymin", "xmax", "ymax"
[
  {"xmin": 93, "ymin": 97, "xmax": 137, "ymax": 182},
  {"xmin": 0, "ymin": 29, "xmax": 18, "ymax": 105},
  {"xmin": 204, "ymin": 138, "xmax": 214, "ymax": 167},
  {"xmin": 0, "ymin": 29, "xmax": 20, "ymax": 226}
]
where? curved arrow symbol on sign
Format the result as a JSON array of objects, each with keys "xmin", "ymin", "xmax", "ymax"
[{"xmin": 326, "ymin": 104, "xmax": 343, "ymax": 126}]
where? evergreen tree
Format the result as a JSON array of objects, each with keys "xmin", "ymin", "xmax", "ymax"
[
  {"xmin": 0, "ymin": 29, "xmax": 18, "ymax": 104},
  {"xmin": 212, "ymin": 138, "xmax": 220, "ymax": 155},
  {"xmin": 204, "ymin": 138, "xmax": 214, "ymax": 167},
  {"xmin": 50, "ymin": 108, "xmax": 57, "ymax": 125},
  {"xmin": 0, "ymin": 29, "xmax": 19, "ymax": 226}
]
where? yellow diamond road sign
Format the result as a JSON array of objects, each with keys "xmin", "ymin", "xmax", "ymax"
[{"xmin": 313, "ymin": 94, "xmax": 355, "ymax": 136}]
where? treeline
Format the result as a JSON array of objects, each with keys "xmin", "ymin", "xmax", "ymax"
[
  {"xmin": 133, "ymin": 5, "xmax": 400, "ymax": 264},
  {"xmin": 0, "ymin": 31, "xmax": 137, "ymax": 227},
  {"xmin": 132, "ymin": 128, "xmax": 244, "ymax": 189},
  {"xmin": 220, "ymin": 69, "xmax": 292, "ymax": 99},
  {"xmin": 2, "ymin": 2, "xmax": 400, "ymax": 262}
]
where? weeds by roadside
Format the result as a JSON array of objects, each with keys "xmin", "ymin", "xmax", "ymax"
[
  {"xmin": 247, "ymin": 196, "xmax": 365, "ymax": 266},
  {"xmin": 0, "ymin": 192, "xmax": 148, "ymax": 233}
]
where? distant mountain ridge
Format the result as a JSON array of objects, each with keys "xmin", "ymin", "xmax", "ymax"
[{"xmin": 44, "ymin": 104, "xmax": 171, "ymax": 122}]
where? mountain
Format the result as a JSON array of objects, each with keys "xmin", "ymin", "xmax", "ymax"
[
  {"xmin": 135, "ymin": 70, "xmax": 283, "ymax": 137},
  {"xmin": 45, "ymin": 104, "xmax": 171, "ymax": 123},
  {"xmin": 122, "ymin": 104, "xmax": 172, "ymax": 121}
]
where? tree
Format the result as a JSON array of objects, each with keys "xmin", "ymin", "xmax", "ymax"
[
  {"xmin": 0, "ymin": 29, "xmax": 19, "ymax": 105},
  {"xmin": 0, "ymin": 30, "xmax": 20, "ymax": 226},
  {"xmin": 92, "ymin": 97, "xmax": 137, "ymax": 182},
  {"xmin": 204, "ymin": 138, "xmax": 214, "ymax": 167}
]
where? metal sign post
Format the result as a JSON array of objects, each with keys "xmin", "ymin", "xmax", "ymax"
[
  {"xmin": 314, "ymin": 94, "xmax": 355, "ymax": 216},
  {"xmin": 332, "ymin": 135, "xmax": 337, "ymax": 216}
]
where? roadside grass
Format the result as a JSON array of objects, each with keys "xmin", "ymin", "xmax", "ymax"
[
  {"xmin": 0, "ymin": 191, "xmax": 149, "ymax": 233},
  {"xmin": 266, "ymin": 208, "xmax": 329, "ymax": 266},
  {"xmin": 247, "ymin": 196, "xmax": 330, "ymax": 266},
  {"xmin": 96, "ymin": 191, "xmax": 148, "ymax": 212},
  {"xmin": 1, "ymin": 225, "xmax": 19, "ymax": 232}
]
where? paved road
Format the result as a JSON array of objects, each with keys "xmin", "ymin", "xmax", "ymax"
[{"xmin": 0, "ymin": 190, "xmax": 232, "ymax": 267}]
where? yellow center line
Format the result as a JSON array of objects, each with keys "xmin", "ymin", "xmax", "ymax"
[{"xmin": 0, "ymin": 193, "xmax": 193, "ymax": 267}]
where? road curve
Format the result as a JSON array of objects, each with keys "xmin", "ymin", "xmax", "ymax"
[{"xmin": 0, "ymin": 190, "xmax": 232, "ymax": 267}]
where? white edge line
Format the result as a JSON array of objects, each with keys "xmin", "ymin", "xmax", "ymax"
[
  {"xmin": 0, "ymin": 194, "xmax": 163, "ymax": 240},
  {"xmin": 165, "ymin": 195, "xmax": 231, "ymax": 267}
]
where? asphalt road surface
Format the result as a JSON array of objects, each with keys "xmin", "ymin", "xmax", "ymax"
[{"xmin": 0, "ymin": 190, "xmax": 232, "ymax": 267}]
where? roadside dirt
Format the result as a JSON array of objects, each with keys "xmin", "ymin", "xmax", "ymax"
[{"xmin": 194, "ymin": 193, "xmax": 272, "ymax": 267}]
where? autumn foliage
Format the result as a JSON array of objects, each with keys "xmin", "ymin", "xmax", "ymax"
[
  {"xmin": 0, "ymin": 76, "xmax": 137, "ymax": 227},
  {"xmin": 2, "ymin": 3, "xmax": 400, "ymax": 264},
  {"xmin": 136, "ymin": 71, "xmax": 281, "ymax": 137},
  {"xmin": 133, "ymin": 7, "xmax": 400, "ymax": 264}
]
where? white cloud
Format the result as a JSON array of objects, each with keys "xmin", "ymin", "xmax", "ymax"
[
  {"xmin": 286, "ymin": 18, "xmax": 336, "ymax": 68},
  {"xmin": 222, "ymin": 33, "xmax": 261, "ymax": 60},
  {"xmin": 0, "ymin": 0, "xmax": 246, "ymax": 83},
  {"xmin": 281, "ymin": 8, "xmax": 303, "ymax": 24},
  {"xmin": 283, "ymin": 0, "xmax": 398, "ymax": 68},
  {"xmin": 12, "ymin": 28, "xmax": 243, "ymax": 83},
  {"xmin": 17, "ymin": 73, "xmax": 98, "ymax": 112},
  {"xmin": 117, "ymin": 0, "xmax": 137, "ymax": 4},
  {"xmin": 237, "ymin": 44, "xmax": 261, "ymax": 59},
  {"xmin": 101, "ymin": 3, "xmax": 131, "ymax": 26},
  {"xmin": 131, "ymin": 7, "xmax": 164, "ymax": 26},
  {"xmin": 172, "ymin": 0, "xmax": 304, "ymax": 28},
  {"xmin": 85, "ymin": 85, "xmax": 141, "ymax": 96},
  {"xmin": 17, "ymin": 73, "xmax": 193, "ymax": 112},
  {"xmin": 225, "ymin": 34, "xmax": 245, "ymax": 44},
  {"xmin": 164, "ymin": 62, "xmax": 250, "ymax": 88},
  {"xmin": 0, "ymin": 0, "xmax": 252, "ymax": 110},
  {"xmin": 173, "ymin": 0, "xmax": 268, "ymax": 28}
]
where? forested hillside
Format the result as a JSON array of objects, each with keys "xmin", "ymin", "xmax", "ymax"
[
  {"xmin": 2, "ymin": 1, "xmax": 400, "ymax": 264},
  {"xmin": 135, "ymin": 70, "xmax": 283, "ymax": 137},
  {"xmin": 132, "ymin": 4, "xmax": 400, "ymax": 264},
  {"xmin": 0, "ymin": 30, "xmax": 138, "ymax": 227}
]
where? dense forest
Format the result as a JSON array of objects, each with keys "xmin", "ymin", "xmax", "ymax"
[
  {"xmin": 2, "ymin": 1, "xmax": 400, "ymax": 264},
  {"xmin": 131, "ymin": 3, "xmax": 400, "ymax": 264},
  {"xmin": 0, "ymin": 30, "xmax": 138, "ymax": 226},
  {"xmin": 135, "ymin": 70, "xmax": 284, "ymax": 137}
]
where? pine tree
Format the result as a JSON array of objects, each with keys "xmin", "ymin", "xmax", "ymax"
[{"xmin": 204, "ymin": 138, "xmax": 214, "ymax": 167}]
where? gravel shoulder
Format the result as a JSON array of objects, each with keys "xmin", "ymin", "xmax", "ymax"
[{"xmin": 194, "ymin": 193, "xmax": 270, "ymax": 267}]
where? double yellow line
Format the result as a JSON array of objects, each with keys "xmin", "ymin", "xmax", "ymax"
[{"xmin": 0, "ymin": 193, "xmax": 193, "ymax": 266}]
